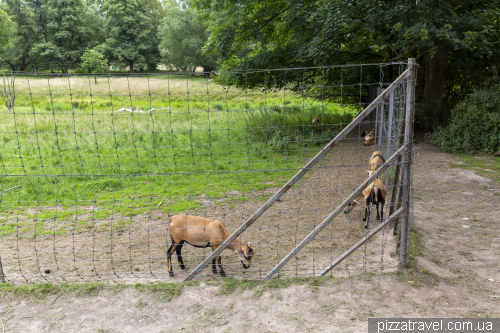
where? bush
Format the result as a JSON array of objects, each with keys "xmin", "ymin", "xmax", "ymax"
[
  {"xmin": 246, "ymin": 105, "xmax": 352, "ymax": 152},
  {"xmin": 430, "ymin": 87, "xmax": 500, "ymax": 154},
  {"xmin": 212, "ymin": 102, "xmax": 224, "ymax": 110}
]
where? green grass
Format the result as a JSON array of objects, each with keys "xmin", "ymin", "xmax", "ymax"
[
  {"xmin": 0, "ymin": 74, "xmax": 357, "ymax": 236},
  {"xmin": 0, "ymin": 280, "xmax": 199, "ymax": 302},
  {"xmin": 450, "ymin": 153, "xmax": 500, "ymax": 185}
]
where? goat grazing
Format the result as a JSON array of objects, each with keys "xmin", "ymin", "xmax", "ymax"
[
  {"xmin": 343, "ymin": 171, "xmax": 387, "ymax": 229},
  {"xmin": 369, "ymin": 151, "xmax": 385, "ymax": 171},
  {"xmin": 167, "ymin": 214, "xmax": 254, "ymax": 277},
  {"xmin": 361, "ymin": 128, "xmax": 374, "ymax": 137}
]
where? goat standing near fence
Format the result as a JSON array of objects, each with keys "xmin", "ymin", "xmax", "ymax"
[
  {"xmin": 167, "ymin": 214, "xmax": 254, "ymax": 277},
  {"xmin": 344, "ymin": 171, "xmax": 387, "ymax": 229},
  {"xmin": 369, "ymin": 151, "xmax": 385, "ymax": 171}
]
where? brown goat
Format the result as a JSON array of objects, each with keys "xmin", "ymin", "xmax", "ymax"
[
  {"xmin": 343, "ymin": 171, "xmax": 387, "ymax": 229},
  {"xmin": 167, "ymin": 214, "xmax": 254, "ymax": 277},
  {"xmin": 369, "ymin": 151, "xmax": 385, "ymax": 171},
  {"xmin": 361, "ymin": 128, "xmax": 375, "ymax": 137},
  {"xmin": 364, "ymin": 134, "xmax": 375, "ymax": 146}
]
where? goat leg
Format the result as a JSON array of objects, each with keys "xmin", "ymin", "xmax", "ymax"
[
  {"xmin": 217, "ymin": 256, "xmax": 226, "ymax": 277},
  {"xmin": 364, "ymin": 206, "xmax": 371, "ymax": 229},
  {"xmin": 175, "ymin": 243, "xmax": 185, "ymax": 270},
  {"xmin": 167, "ymin": 245, "xmax": 177, "ymax": 277},
  {"xmin": 212, "ymin": 258, "xmax": 218, "ymax": 274}
]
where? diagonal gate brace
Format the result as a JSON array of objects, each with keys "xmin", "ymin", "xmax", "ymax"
[
  {"xmin": 183, "ymin": 68, "xmax": 411, "ymax": 282},
  {"xmin": 319, "ymin": 206, "xmax": 404, "ymax": 276},
  {"xmin": 262, "ymin": 144, "xmax": 408, "ymax": 280}
]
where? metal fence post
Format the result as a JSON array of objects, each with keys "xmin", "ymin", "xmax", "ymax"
[{"xmin": 398, "ymin": 58, "xmax": 416, "ymax": 268}]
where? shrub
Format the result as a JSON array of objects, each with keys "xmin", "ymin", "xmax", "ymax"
[
  {"xmin": 430, "ymin": 87, "xmax": 500, "ymax": 154},
  {"xmin": 246, "ymin": 105, "xmax": 351, "ymax": 152},
  {"xmin": 211, "ymin": 102, "xmax": 224, "ymax": 110}
]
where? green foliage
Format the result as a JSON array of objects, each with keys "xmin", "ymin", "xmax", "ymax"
[
  {"xmin": 196, "ymin": 0, "xmax": 500, "ymax": 127},
  {"xmin": 246, "ymin": 105, "xmax": 351, "ymax": 153},
  {"xmin": 81, "ymin": 48, "xmax": 108, "ymax": 73},
  {"xmin": 159, "ymin": 0, "xmax": 216, "ymax": 71},
  {"xmin": 0, "ymin": 8, "xmax": 13, "ymax": 44},
  {"xmin": 430, "ymin": 87, "xmax": 500, "ymax": 154},
  {"xmin": 103, "ymin": 0, "xmax": 159, "ymax": 72},
  {"xmin": 2, "ymin": 0, "xmax": 43, "ymax": 71},
  {"xmin": 31, "ymin": 0, "xmax": 89, "ymax": 71}
]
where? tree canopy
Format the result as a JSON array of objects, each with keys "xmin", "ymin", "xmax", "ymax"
[
  {"xmin": 31, "ymin": 0, "xmax": 89, "ymax": 72},
  {"xmin": 195, "ymin": 0, "xmax": 500, "ymax": 128},
  {"xmin": 103, "ymin": 0, "xmax": 159, "ymax": 72},
  {"xmin": 159, "ymin": 0, "xmax": 216, "ymax": 72},
  {"xmin": 81, "ymin": 48, "xmax": 107, "ymax": 73}
]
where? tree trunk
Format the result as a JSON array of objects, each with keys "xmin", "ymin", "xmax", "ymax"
[
  {"xmin": 18, "ymin": 58, "xmax": 27, "ymax": 72},
  {"xmin": 130, "ymin": 61, "xmax": 134, "ymax": 74},
  {"xmin": 423, "ymin": 43, "xmax": 451, "ymax": 128}
]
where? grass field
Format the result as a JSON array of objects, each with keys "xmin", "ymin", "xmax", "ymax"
[{"xmin": 0, "ymin": 74, "xmax": 357, "ymax": 236}]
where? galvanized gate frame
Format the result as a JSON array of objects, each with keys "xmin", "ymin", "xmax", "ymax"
[{"xmin": 184, "ymin": 59, "xmax": 416, "ymax": 281}]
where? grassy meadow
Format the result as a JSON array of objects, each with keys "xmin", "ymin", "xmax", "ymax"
[{"xmin": 0, "ymin": 73, "xmax": 357, "ymax": 236}]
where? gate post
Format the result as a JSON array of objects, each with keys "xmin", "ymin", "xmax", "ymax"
[
  {"xmin": 0, "ymin": 256, "xmax": 5, "ymax": 283},
  {"xmin": 398, "ymin": 58, "xmax": 416, "ymax": 268}
]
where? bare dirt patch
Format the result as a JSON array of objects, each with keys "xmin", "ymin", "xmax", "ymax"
[{"xmin": 1, "ymin": 142, "xmax": 499, "ymax": 332}]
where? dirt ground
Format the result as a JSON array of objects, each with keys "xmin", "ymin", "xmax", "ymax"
[
  {"xmin": 2, "ymin": 132, "xmax": 400, "ymax": 283},
  {"xmin": 1, "ymin": 141, "xmax": 499, "ymax": 332}
]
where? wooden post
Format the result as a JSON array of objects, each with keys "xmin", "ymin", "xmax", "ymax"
[
  {"xmin": 0, "ymin": 256, "xmax": 5, "ymax": 283},
  {"xmin": 393, "ymin": 180, "xmax": 404, "ymax": 237},
  {"xmin": 398, "ymin": 58, "xmax": 416, "ymax": 268},
  {"xmin": 377, "ymin": 86, "xmax": 384, "ymax": 150},
  {"xmin": 391, "ymin": 123, "xmax": 406, "ymax": 236},
  {"xmin": 385, "ymin": 91, "xmax": 394, "ymax": 187}
]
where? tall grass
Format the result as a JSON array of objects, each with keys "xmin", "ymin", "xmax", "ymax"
[{"xmin": 0, "ymin": 74, "xmax": 357, "ymax": 234}]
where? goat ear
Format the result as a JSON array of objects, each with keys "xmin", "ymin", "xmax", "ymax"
[{"xmin": 247, "ymin": 241, "xmax": 252, "ymax": 247}]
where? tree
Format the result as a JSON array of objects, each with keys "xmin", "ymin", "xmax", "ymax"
[
  {"xmin": 81, "ymin": 48, "xmax": 107, "ymax": 82},
  {"xmin": 159, "ymin": 0, "xmax": 216, "ymax": 72},
  {"xmin": 83, "ymin": 0, "xmax": 106, "ymax": 49},
  {"xmin": 2, "ymin": 0, "xmax": 44, "ymax": 71},
  {"xmin": 103, "ymin": 0, "xmax": 159, "ymax": 73},
  {"xmin": 195, "ymin": 0, "xmax": 500, "ymax": 129},
  {"xmin": 0, "ymin": 8, "xmax": 15, "ymax": 68},
  {"xmin": 30, "ymin": 0, "xmax": 89, "ymax": 72},
  {"xmin": 0, "ymin": 9, "xmax": 13, "ymax": 45}
]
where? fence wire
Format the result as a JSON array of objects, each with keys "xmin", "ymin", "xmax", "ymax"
[{"xmin": 0, "ymin": 62, "xmax": 414, "ymax": 284}]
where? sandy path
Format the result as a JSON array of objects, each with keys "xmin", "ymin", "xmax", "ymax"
[{"xmin": 1, "ymin": 142, "xmax": 499, "ymax": 332}]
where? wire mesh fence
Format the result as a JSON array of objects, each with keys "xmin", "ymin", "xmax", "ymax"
[{"xmin": 0, "ymin": 61, "xmax": 415, "ymax": 284}]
